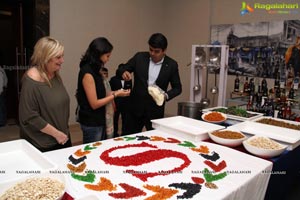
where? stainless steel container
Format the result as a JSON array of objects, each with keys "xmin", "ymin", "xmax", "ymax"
[{"xmin": 177, "ymin": 101, "xmax": 203, "ymax": 120}]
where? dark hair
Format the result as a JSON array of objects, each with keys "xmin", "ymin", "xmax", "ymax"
[
  {"xmin": 101, "ymin": 67, "xmax": 108, "ymax": 72},
  {"xmin": 80, "ymin": 37, "xmax": 113, "ymax": 68},
  {"xmin": 148, "ymin": 33, "xmax": 168, "ymax": 50}
]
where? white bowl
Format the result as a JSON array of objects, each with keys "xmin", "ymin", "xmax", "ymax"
[
  {"xmin": 0, "ymin": 172, "xmax": 66, "ymax": 200},
  {"xmin": 202, "ymin": 111, "xmax": 227, "ymax": 124},
  {"xmin": 243, "ymin": 136, "xmax": 287, "ymax": 158},
  {"xmin": 208, "ymin": 130, "xmax": 246, "ymax": 147}
]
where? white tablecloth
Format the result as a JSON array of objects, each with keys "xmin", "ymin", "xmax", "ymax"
[{"xmin": 45, "ymin": 130, "xmax": 272, "ymax": 200}]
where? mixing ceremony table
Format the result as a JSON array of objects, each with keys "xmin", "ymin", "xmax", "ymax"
[{"xmin": 45, "ymin": 130, "xmax": 272, "ymax": 200}]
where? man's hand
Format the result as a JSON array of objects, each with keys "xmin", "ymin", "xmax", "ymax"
[
  {"xmin": 122, "ymin": 71, "xmax": 132, "ymax": 81},
  {"xmin": 148, "ymin": 85, "xmax": 165, "ymax": 106}
]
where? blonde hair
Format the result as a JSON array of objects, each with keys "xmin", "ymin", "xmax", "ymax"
[{"xmin": 30, "ymin": 36, "xmax": 64, "ymax": 87}]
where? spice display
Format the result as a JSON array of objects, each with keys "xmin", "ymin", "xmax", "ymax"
[
  {"xmin": 191, "ymin": 146, "xmax": 210, "ymax": 154},
  {"xmin": 212, "ymin": 107, "xmax": 256, "ymax": 118},
  {"xmin": 67, "ymin": 162, "xmax": 86, "ymax": 173},
  {"xmin": 68, "ymin": 155, "xmax": 87, "ymax": 165},
  {"xmin": 66, "ymin": 135, "xmax": 228, "ymax": 199},
  {"xmin": 247, "ymin": 137, "xmax": 283, "ymax": 150},
  {"xmin": 168, "ymin": 182, "xmax": 201, "ymax": 199},
  {"xmin": 85, "ymin": 177, "xmax": 117, "ymax": 191},
  {"xmin": 100, "ymin": 142, "xmax": 192, "ymax": 182},
  {"xmin": 204, "ymin": 160, "xmax": 227, "ymax": 172},
  {"xmin": 204, "ymin": 112, "xmax": 225, "ymax": 122},
  {"xmin": 108, "ymin": 183, "xmax": 147, "ymax": 199},
  {"xmin": 256, "ymin": 118, "xmax": 300, "ymax": 130},
  {"xmin": 203, "ymin": 168, "xmax": 227, "ymax": 182},
  {"xmin": 74, "ymin": 149, "xmax": 91, "ymax": 157},
  {"xmin": 212, "ymin": 130, "xmax": 245, "ymax": 139},
  {"xmin": 71, "ymin": 172, "xmax": 96, "ymax": 183},
  {"xmin": 205, "ymin": 182, "xmax": 218, "ymax": 189},
  {"xmin": 143, "ymin": 184, "xmax": 178, "ymax": 200}
]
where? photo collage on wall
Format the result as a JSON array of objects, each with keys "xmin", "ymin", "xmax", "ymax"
[{"xmin": 210, "ymin": 20, "xmax": 300, "ymax": 84}]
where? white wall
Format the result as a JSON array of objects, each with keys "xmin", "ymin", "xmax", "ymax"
[
  {"xmin": 50, "ymin": 0, "xmax": 300, "ymax": 124},
  {"xmin": 50, "ymin": 0, "xmax": 165, "ymax": 123}
]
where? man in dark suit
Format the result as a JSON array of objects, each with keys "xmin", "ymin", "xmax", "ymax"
[
  {"xmin": 109, "ymin": 73, "xmax": 132, "ymax": 137},
  {"xmin": 116, "ymin": 33, "xmax": 182, "ymax": 134}
]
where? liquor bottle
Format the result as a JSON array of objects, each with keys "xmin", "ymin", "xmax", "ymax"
[
  {"xmin": 239, "ymin": 76, "xmax": 244, "ymax": 93},
  {"xmin": 275, "ymin": 86, "xmax": 281, "ymax": 99},
  {"xmin": 274, "ymin": 103, "xmax": 280, "ymax": 118},
  {"xmin": 274, "ymin": 72, "xmax": 280, "ymax": 89},
  {"xmin": 261, "ymin": 76, "xmax": 268, "ymax": 97},
  {"xmin": 249, "ymin": 78, "xmax": 255, "ymax": 95},
  {"xmin": 243, "ymin": 76, "xmax": 249, "ymax": 94},
  {"xmin": 247, "ymin": 95, "xmax": 253, "ymax": 111},
  {"xmin": 288, "ymin": 85, "xmax": 295, "ymax": 99},
  {"xmin": 293, "ymin": 72, "xmax": 299, "ymax": 90},
  {"xmin": 281, "ymin": 104, "xmax": 286, "ymax": 119},
  {"xmin": 234, "ymin": 74, "xmax": 240, "ymax": 92},
  {"xmin": 286, "ymin": 101, "xmax": 291, "ymax": 120},
  {"xmin": 254, "ymin": 77, "xmax": 260, "ymax": 93},
  {"xmin": 279, "ymin": 88, "xmax": 285, "ymax": 103},
  {"xmin": 267, "ymin": 98, "xmax": 274, "ymax": 117},
  {"xmin": 257, "ymin": 85, "xmax": 262, "ymax": 105},
  {"xmin": 280, "ymin": 69, "xmax": 286, "ymax": 89},
  {"xmin": 261, "ymin": 97, "xmax": 267, "ymax": 116},
  {"xmin": 260, "ymin": 97, "xmax": 266, "ymax": 114},
  {"xmin": 277, "ymin": 106, "xmax": 283, "ymax": 119}
]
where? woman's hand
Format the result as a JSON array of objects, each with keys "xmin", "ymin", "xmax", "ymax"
[
  {"xmin": 113, "ymin": 89, "xmax": 131, "ymax": 97},
  {"xmin": 54, "ymin": 131, "xmax": 69, "ymax": 145},
  {"xmin": 41, "ymin": 124, "xmax": 69, "ymax": 145}
]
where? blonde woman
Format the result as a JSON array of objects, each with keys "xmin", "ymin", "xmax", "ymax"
[{"xmin": 19, "ymin": 36, "xmax": 71, "ymax": 152}]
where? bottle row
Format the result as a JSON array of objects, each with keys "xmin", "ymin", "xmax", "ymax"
[
  {"xmin": 234, "ymin": 73, "xmax": 299, "ymax": 99},
  {"xmin": 246, "ymin": 95, "xmax": 300, "ymax": 122}
]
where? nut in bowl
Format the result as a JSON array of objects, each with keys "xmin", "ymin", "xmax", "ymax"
[
  {"xmin": 0, "ymin": 172, "xmax": 65, "ymax": 200},
  {"xmin": 208, "ymin": 130, "xmax": 246, "ymax": 147},
  {"xmin": 202, "ymin": 111, "xmax": 227, "ymax": 124},
  {"xmin": 243, "ymin": 136, "xmax": 287, "ymax": 158}
]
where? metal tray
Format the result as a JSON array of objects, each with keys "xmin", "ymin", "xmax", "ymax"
[
  {"xmin": 202, "ymin": 106, "xmax": 264, "ymax": 121},
  {"xmin": 151, "ymin": 116, "xmax": 225, "ymax": 141}
]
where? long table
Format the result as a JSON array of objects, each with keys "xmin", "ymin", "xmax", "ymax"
[
  {"xmin": 205, "ymin": 137, "xmax": 300, "ymax": 200},
  {"xmin": 45, "ymin": 130, "xmax": 272, "ymax": 200},
  {"xmin": 209, "ymin": 117, "xmax": 300, "ymax": 200}
]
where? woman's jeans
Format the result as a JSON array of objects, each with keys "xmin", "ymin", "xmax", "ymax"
[{"xmin": 80, "ymin": 124, "xmax": 104, "ymax": 144}]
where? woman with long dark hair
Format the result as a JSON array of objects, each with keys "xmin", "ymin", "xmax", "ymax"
[{"xmin": 76, "ymin": 37, "xmax": 130, "ymax": 143}]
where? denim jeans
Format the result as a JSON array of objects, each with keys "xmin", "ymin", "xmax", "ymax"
[{"xmin": 80, "ymin": 124, "xmax": 104, "ymax": 144}]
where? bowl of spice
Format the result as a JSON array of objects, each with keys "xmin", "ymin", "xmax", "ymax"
[
  {"xmin": 208, "ymin": 129, "xmax": 246, "ymax": 147},
  {"xmin": 202, "ymin": 111, "xmax": 227, "ymax": 124},
  {"xmin": 243, "ymin": 136, "xmax": 287, "ymax": 158}
]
